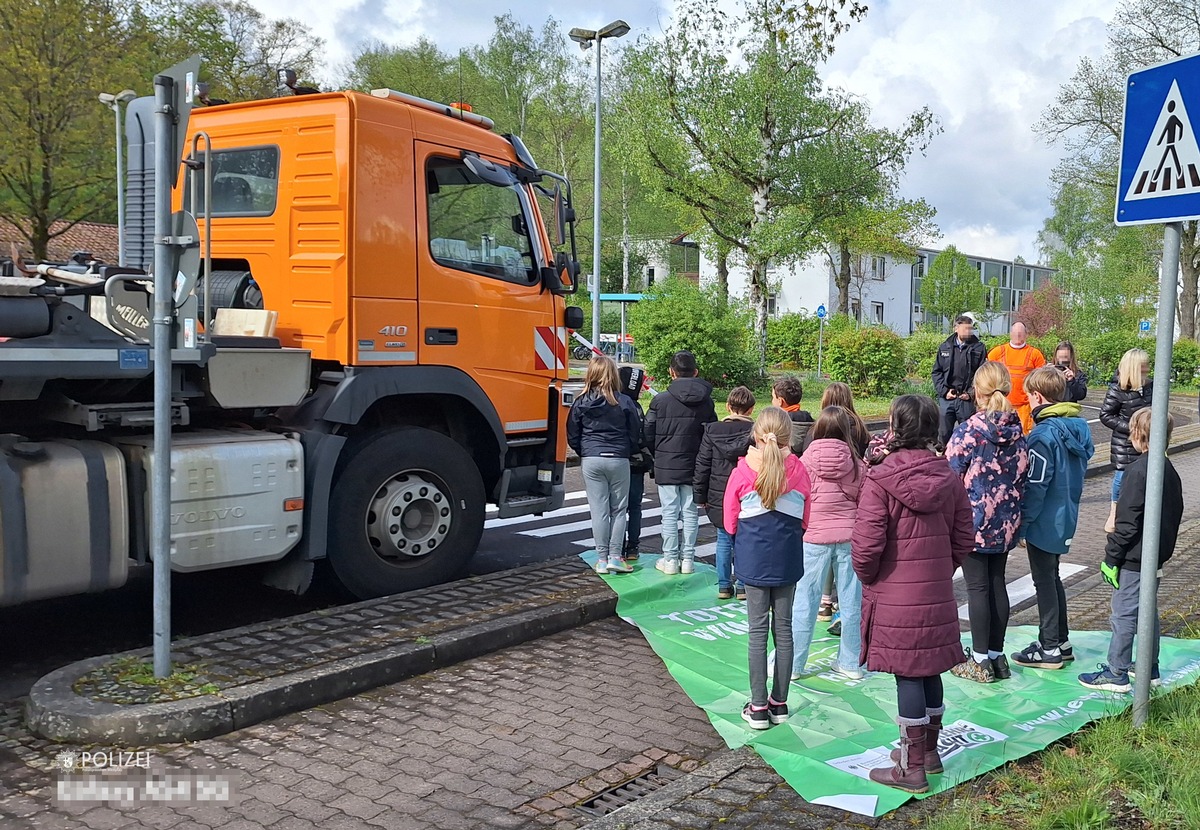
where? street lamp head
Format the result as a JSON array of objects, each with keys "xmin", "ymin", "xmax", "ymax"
[
  {"xmin": 116, "ymin": 89, "xmax": 137, "ymax": 103},
  {"xmin": 598, "ymin": 20, "xmax": 631, "ymax": 39},
  {"xmin": 569, "ymin": 27, "xmax": 596, "ymax": 48},
  {"xmin": 98, "ymin": 92, "xmax": 116, "ymax": 105}
]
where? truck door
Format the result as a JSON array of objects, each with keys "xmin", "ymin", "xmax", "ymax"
[{"xmin": 415, "ymin": 142, "xmax": 561, "ymax": 435}]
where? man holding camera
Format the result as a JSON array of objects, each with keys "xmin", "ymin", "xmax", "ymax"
[{"xmin": 932, "ymin": 314, "xmax": 988, "ymax": 445}]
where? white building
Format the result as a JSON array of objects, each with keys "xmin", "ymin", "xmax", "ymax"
[{"xmin": 654, "ymin": 237, "xmax": 1055, "ymax": 336}]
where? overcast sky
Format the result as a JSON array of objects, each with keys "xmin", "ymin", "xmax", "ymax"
[{"xmin": 247, "ymin": 0, "xmax": 1118, "ymax": 263}]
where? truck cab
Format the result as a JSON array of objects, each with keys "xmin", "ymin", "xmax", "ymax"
[{"xmin": 0, "ymin": 82, "xmax": 581, "ymax": 606}]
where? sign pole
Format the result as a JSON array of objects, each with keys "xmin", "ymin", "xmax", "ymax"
[
  {"xmin": 1132, "ymin": 221, "xmax": 1181, "ymax": 727},
  {"xmin": 817, "ymin": 317, "xmax": 824, "ymax": 377}
]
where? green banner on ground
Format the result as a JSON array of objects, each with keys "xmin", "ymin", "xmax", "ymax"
[{"xmin": 585, "ymin": 553, "xmax": 1200, "ymax": 817}]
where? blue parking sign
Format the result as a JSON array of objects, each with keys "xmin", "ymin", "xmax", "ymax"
[
  {"xmin": 1116, "ymin": 51, "xmax": 1200, "ymax": 225},
  {"xmin": 1140, "ymin": 320, "xmax": 1152, "ymax": 332}
]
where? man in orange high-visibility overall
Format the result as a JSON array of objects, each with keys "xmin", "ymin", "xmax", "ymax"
[{"xmin": 988, "ymin": 322, "xmax": 1046, "ymax": 433}]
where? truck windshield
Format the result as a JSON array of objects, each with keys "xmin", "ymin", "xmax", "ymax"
[{"xmin": 426, "ymin": 158, "xmax": 539, "ymax": 285}]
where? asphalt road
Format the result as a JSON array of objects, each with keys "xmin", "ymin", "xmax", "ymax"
[{"xmin": 0, "ymin": 390, "xmax": 1193, "ymax": 701}]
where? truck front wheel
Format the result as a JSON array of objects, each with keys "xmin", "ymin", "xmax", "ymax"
[{"xmin": 327, "ymin": 427, "xmax": 485, "ymax": 599}]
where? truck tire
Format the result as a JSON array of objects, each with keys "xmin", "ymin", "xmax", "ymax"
[{"xmin": 326, "ymin": 427, "xmax": 485, "ymax": 599}]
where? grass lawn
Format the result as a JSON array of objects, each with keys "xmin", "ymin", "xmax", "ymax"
[{"xmin": 925, "ymin": 615, "xmax": 1200, "ymax": 830}]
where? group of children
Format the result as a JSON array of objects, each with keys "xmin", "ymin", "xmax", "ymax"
[{"xmin": 570, "ymin": 349, "xmax": 1184, "ymax": 796}]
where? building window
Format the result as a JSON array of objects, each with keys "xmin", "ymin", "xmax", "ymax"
[
  {"xmin": 871, "ymin": 256, "xmax": 886, "ymax": 280},
  {"xmin": 851, "ymin": 299, "xmax": 861, "ymax": 322},
  {"xmin": 767, "ymin": 292, "xmax": 778, "ymax": 317},
  {"xmin": 871, "ymin": 302, "xmax": 884, "ymax": 324}
]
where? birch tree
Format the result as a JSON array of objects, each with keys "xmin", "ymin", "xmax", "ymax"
[{"xmin": 617, "ymin": 0, "xmax": 935, "ymax": 370}]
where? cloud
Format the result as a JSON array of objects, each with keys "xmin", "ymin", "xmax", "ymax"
[
  {"xmin": 244, "ymin": 0, "xmax": 1120, "ymax": 263},
  {"xmin": 822, "ymin": 1, "xmax": 1118, "ymax": 262}
]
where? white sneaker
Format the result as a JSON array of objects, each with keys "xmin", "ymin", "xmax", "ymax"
[
  {"xmin": 594, "ymin": 559, "xmax": 610, "ymax": 574},
  {"xmin": 655, "ymin": 558, "xmax": 679, "ymax": 575},
  {"xmin": 833, "ymin": 665, "xmax": 865, "ymax": 680},
  {"xmin": 680, "ymin": 560, "xmax": 695, "ymax": 574}
]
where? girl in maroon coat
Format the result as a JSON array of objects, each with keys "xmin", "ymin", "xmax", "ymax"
[{"xmin": 852, "ymin": 395, "xmax": 974, "ymax": 794}]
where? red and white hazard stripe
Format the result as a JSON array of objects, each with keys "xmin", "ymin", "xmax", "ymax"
[{"xmin": 534, "ymin": 326, "xmax": 567, "ymax": 370}]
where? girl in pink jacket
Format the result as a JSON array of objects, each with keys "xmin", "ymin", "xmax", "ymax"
[
  {"xmin": 723, "ymin": 407, "xmax": 811, "ymax": 730},
  {"xmin": 791, "ymin": 406, "xmax": 867, "ymax": 680}
]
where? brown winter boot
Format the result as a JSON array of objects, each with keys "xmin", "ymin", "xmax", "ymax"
[
  {"xmin": 872, "ymin": 721, "xmax": 929, "ymax": 793},
  {"xmin": 890, "ymin": 707, "xmax": 944, "ymax": 773}
]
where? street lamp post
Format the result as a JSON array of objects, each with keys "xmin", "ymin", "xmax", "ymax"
[
  {"xmin": 570, "ymin": 20, "xmax": 630, "ymax": 347},
  {"xmin": 98, "ymin": 89, "xmax": 137, "ymax": 266}
]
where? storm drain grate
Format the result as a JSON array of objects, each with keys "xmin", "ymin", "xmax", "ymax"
[{"xmin": 575, "ymin": 764, "xmax": 685, "ymax": 817}]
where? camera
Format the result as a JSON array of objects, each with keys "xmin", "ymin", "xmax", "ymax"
[{"xmin": 1055, "ymin": 363, "xmax": 1069, "ymax": 372}]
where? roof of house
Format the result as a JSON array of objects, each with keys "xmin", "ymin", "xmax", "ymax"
[{"xmin": 0, "ymin": 219, "xmax": 119, "ymax": 264}]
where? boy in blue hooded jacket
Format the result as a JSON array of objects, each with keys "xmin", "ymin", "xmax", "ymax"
[{"xmin": 1011, "ymin": 366, "xmax": 1094, "ymax": 671}]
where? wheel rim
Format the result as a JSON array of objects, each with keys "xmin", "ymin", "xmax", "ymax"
[{"xmin": 364, "ymin": 471, "xmax": 453, "ymax": 563}]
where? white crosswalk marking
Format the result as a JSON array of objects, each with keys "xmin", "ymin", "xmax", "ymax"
[
  {"xmin": 572, "ymin": 516, "xmax": 711, "ymax": 548},
  {"xmin": 958, "ymin": 563, "xmax": 1087, "ymax": 620},
  {"xmin": 485, "ymin": 498, "xmax": 647, "ymax": 530},
  {"xmin": 523, "ymin": 508, "xmax": 665, "ymax": 539}
]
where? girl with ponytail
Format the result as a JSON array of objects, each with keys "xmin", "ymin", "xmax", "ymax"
[
  {"xmin": 723, "ymin": 406, "xmax": 811, "ymax": 731},
  {"xmin": 944, "ymin": 362, "xmax": 1030, "ymax": 684}
]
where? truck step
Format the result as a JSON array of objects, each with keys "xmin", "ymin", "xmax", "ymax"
[{"xmin": 497, "ymin": 494, "xmax": 555, "ymax": 520}]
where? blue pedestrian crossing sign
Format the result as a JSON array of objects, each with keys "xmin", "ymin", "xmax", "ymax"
[
  {"xmin": 1117, "ymin": 51, "xmax": 1200, "ymax": 225},
  {"xmin": 816, "ymin": 304, "xmax": 827, "ymax": 319}
]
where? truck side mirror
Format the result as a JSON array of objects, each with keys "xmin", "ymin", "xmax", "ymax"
[
  {"xmin": 564, "ymin": 306, "xmax": 584, "ymax": 330},
  {"xmin": 553, "ymin": 185, "xmax": 566, "ymax": 248},
  {"xmin": 541, "ymin": 251, "xmax": 578, "ymax": 295}
]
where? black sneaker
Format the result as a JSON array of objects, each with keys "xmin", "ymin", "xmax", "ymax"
[
  {"xmin": 828, "ymin": 620, "xmax": 842, "ymax": 637},
  {"xmin": 741, "ymin": 702, "xmax": 770, "ymax": 730},
  {"xmin": 1011, "ymin": 641, "xmax": 1064, "ymax": 670},
  {"xmin": 1060, "ymin": 642, "xmax": 1075, "ymax": 663},
  {"xmin": 991, "ymin": 654, "xmax": 1012, "ymax": 680},
  {"xmin": 767, "ymin": 699, "xmax": 789, "ymax": 724},
  {"xmin": 623, "ymin": 545, "xmax": 641, "ymax": 561}
]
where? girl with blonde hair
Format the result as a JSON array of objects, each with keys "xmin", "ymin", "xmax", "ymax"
[
  {"xmin": 723, "ymin": 407, "xmax": 811, "ymax": 730},
  {"xmin": 945, "ymin": 362, "xmax": 1030, "ymax": 684},
  {"xmin": 567, "ymin": 356, "xmax": 642, "ymax": 574},
  {"xmin": 1099, "ymin": 349, "xmax": 1153, "ymax": 532}
]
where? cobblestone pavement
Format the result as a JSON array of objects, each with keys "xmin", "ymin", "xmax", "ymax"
[
  {"xmin": 4, "ymin": 450, "xmax": 1200, "ymax": 829},
  {"xmin": 0, "ymin": 619, "xmax": 723, "ymax": 830}
]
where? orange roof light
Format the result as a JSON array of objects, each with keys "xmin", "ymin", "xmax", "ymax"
[{"xmin": 450, "ymin": 102, "xmax": 473, "ymax": 112}]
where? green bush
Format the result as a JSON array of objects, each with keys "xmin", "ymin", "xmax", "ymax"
[
  {"xmin": 1075, "ymin": 331, "xmax": 1143, "ymax": 384},
  {"xmin": 628, "ymin": 277, "xmax": 758, "ymax": 387},
  {"xmin": 824, "ymin": 325, "xmax": 906, "ymax": 397},
  {"xmin": 765, "ymin": 313, "xmax": 820, "ymax": 369},
  {"xmin": 1172, "ymin": 338, "xmax": 1200, "ymax": 385},
  {"xmin": 904, "ymin": 329, "xmax": 946, "ymax": 380}
]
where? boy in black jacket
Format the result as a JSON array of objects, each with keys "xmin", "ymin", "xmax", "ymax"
[
  {"xmin": 618, "ymin": 366, "xmax": 653, "ymax": 559},
  {"xmin": 694, "ymin": 386, "xmax": 755, "ymax": 599},
  {"xmin": 1079, "ymin": 409, "xmax": 1184, "ymax": 693},
  {"xmin": 645, "ymin": 351, "xmax": 717, "ymax": 575}
]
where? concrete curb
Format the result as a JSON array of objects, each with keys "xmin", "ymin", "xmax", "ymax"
[
  {"xmin": 25, "ymin": 569, "xmax": 616, "ymax": 746},
  {"xmin": 1084, "ymin": 435, "xmax": 1200, "ymax": 478}
]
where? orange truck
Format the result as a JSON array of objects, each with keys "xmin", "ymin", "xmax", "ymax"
[{"xmin": 0, "ymin": 79, "xmax": 582, "ymax": 606}]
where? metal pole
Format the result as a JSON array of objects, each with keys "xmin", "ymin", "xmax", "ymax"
[
  {"xmin": 151, "ymin": 75, "xmax": 174, "ymax": 678},
  {"xmin": 817, "ymin": 317, "xmax": 824, "ymax": 376},
  {"xmin": 115, "ymin": 102, "xmax": 126, "ymax": 267},
  {"xmin": 590, "ymin": 36, "xmax": 603, "ymax": 343},
  {"xmin": 1132, "ymin": 221, "xmax": 1181, "ymax": 726}
]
